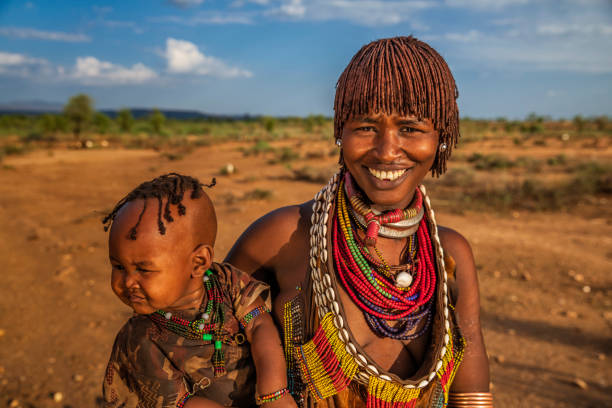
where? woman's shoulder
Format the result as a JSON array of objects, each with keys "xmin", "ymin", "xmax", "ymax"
[
  {"xmin": 225, "ymin": 200, "xmax": 314, "ymax": 271},
  {"xmin": 437, "ymin": 225, "xmax": 477, "ymax": 283},
  {"xmin": 236, "ymin": 200, "xmax": 313, "ymax": 242},
  {"xmin": 438, "ymin": 225, "xmax": 472, "ymax": 258}
]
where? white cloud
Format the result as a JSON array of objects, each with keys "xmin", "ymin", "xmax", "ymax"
[
  {"xmin": 0, "ymin": 51, "xmax": 45, "ymax": 66},
  {"xmin": 163, "ymin": 38, "xmax": 253, "ymax": 78},
  {"xmin": 444, "ymin": 29, "xmax": 482, "ymax": 42},
  {"xmin": 0, "ymin": 26, "xmax": 91, "ymax": 42},
  {"xmin": 167, "ymin": 0, "xmax": 205, "ymax": 8},
  {"xmin": 537, "ymin": 23, "xmax": 612, "ymax": 36},
  {"xmin": 445, "ymin": 0, "xmax": 530, "ymax": 9},
  {"xmin": 278, "ymin": 0, "xmax": 305, "ymax": 18},
  {"xmin": 72, "ymin": 57, "xmax": 158, "ymax": 84},
  {"xmin": 151, "ymin": 13, "xmax": 253, "ymax": 25},
  {"xmin": 231, "ymin": 0, "xmax": 270, "ymax": 5},
  {"xmin": 0, "ymin": 51, "xmax": 57, "ymax": 77},
  {"xmin": 264, "ymin": 0, "xmax": 432, "ymax": 27},
  {"xmin": 154, "ymin": 0, "xmax": 432, "ymax": 27}
]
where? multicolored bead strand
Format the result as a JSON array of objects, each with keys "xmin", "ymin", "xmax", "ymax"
[
  {"xmin": 332, "ymin": 179, "xmax": 435, "ymax": 339},
  {"xmin": 148, "ymin": 269, "xmax": 228, "ymax": 377},
  {"xmin": 239, "ymin": 305, "xmax": 270, "ymax": 329},
  {"xmin": 255, "ymin": 387, "xmax": 290, "ymax": 405},
  {"xmin": 344, "ymin": 173, "xmax": 423, "ymax": 246},
  {"xmin": 176, "ymin": 391, "xmax": 193, "ymax": 408}
]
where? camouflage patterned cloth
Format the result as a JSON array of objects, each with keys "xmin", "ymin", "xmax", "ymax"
[{"xmin": 103, "ymin": 262, "xmax": 271, "ymax": 408}]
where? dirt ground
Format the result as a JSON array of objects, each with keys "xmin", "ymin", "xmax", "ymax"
[{"xmin": 0, "ymin": 139, "xmax": 610, "ymax": 408}]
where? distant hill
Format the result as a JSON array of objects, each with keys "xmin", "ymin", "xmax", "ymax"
[
  {"xmin": 0, "ymin": 101, "xmax": 255, "ymax": 120},
  {"xmin": 0, "ymin": 100, "xmax": 63, "ymax": 113}
]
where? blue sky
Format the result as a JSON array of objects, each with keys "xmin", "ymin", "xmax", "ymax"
[{"xmin": 0, "ymin": 0, "xmax": 610, "ymax": 118}]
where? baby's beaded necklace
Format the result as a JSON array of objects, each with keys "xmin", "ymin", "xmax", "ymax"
[{"xmin": 148, "ymin": 269, "xmax": 228, "ymax": 376}]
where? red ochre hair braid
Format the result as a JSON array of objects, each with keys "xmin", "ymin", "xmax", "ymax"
[{"xmin": 334, "ymin": 36, "xmax": 460, "ymax": 177}]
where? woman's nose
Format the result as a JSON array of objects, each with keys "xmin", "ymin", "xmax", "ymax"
[{"xmin": 376, "ymin": 126, "xmax": 401, "ymax": 163}]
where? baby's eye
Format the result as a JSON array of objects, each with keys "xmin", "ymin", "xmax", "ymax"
[
  {"xmin": 111, "ymin": 264, "xmax": 125, "ymax": 271},
  {"xmin": 137, "ymin": 267, "xmax": 155, "ymax": 274}
]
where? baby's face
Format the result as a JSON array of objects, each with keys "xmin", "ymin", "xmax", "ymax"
[{"xmin": 108, "ymin": 200, "xmax": 196, "ymax": 315}]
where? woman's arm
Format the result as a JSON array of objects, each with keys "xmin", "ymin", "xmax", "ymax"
[{"xmin": 439, "ymin": 227, "xmax": 490, "ymax": 392}]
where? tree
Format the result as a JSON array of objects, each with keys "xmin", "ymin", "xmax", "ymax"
[
  {"xmin": 93, "ymin": 112, "xmax": 112, "ymax": 134},
  {"xmin": 260, "ymin": 116, "xmax": 276, "ymax": 133},
  {"xmin": 593, "ymin": 116, "xmax": 608, "ymax": 132},
  {"xmin": 149, "ymin": 109, "xmax": 165, "ymax": 135},
  {"xmin": 117, "ymin": 109, "xmax": 134, "ymax": 132},
  {"xmin": 39, "ymin": 114, "xmax": 58, "ymax": 134},
  {"xmin": 573, "ymin": 115, "xmax": 585, "ymax": 134},
  {"xmin": 63, "ymin": 94, "xmax": 93, "ymax": 140}
]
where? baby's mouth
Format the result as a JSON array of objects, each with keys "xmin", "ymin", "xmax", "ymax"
[
  {"xmin": 367, "ymin": 167, "xmax": 406, "ymax": 181},
  {"xmin": 128, "ymin": 292, "xmax": 146, "ymax": 302}
]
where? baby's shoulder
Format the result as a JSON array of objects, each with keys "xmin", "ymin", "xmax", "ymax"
[{"xmin": 111, "ymin": 315, "xmax": 161, "ymax": 355}]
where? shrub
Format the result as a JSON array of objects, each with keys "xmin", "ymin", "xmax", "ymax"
[
  {"xmin": 467, "ymin": 153, "xmax": 515, "ymax": 170},
  {"xmin": 243, "ymin": 189, "xmax": 273, "ymax": 200}
]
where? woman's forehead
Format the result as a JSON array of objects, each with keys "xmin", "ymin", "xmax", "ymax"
[{"xmin": 347, "ymin": 111, "xmax": 432, "ymax": 124}]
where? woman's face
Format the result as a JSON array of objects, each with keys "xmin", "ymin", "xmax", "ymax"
[{"xmin": 341, "ymin": 112, "xmax": 439, "ymax": 210}]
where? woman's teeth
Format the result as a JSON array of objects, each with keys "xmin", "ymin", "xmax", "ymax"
[{"xmin": 368, "ymin": 168, "xmax": 406, "ymax": 181}]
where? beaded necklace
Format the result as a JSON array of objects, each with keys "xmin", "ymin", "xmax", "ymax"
[
  {"xmin": 350, "ymin": 210, "xmax": 418, "ymax": 282},
  {"xmin": 344, "ymin": 173, "xmax": 423, "ymax": 245},
  {"xmin": 148, "ymin": 269, "xmax": 228, "ymax": 377},
  {"xmin": 333, "ymin": 177, "xmax": 435, "ymax": 339},
  {"xmin": 295, "ymin": 172, "xmax": 465, "ymax": 407}
]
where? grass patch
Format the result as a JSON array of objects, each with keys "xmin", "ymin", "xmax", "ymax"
[
  {"xmin": 292, "ymin": 166, "xmax": 335, "ymax": 183},
  {"xmin": 243, "ymin": 188, "xmax": 273, "ymax": 200},
  {"xmin": 242, "ymin": 140, "xmax": 274, "ymax": 156},
  {"xmin": 453, "ymin": 161, "xmax": 611, "ymax": 211},
  {"xmin": 2, "ymin": 144, "xmax": 27, "ymax": 156},
  {"xmin": 268, "ymin": 147, "xmax": 299, "ymax": 164},
  {"xmin": 547, "ymin": 154, "xmax": 567, "ymax": 166},
  {"xmin": 467, "ymin": 153, "xmax": 515, "ymax": 170},
  {"xmin": 160, "ymin": 152, "xmax": 184, "ymax": 161}
]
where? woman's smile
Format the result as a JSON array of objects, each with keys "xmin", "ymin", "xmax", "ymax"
[{"xmin": 342, "ymin": 112, "xmax": 438, "ymax": 209}]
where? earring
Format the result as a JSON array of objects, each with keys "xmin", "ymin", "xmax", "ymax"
[
  {"xmin": 439, "ymin": 143, "xmax": 447, "ymax": 152},
  {"xmin": 336, "ymin": 139, "xmax": 342, "ymax": 147}
]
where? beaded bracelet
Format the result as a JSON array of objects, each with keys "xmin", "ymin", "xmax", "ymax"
[
  {"xmin": 255, "ymin": 387, "xmax": 289, "ymax": 405},
  {"xmin": 239, "ymin": 305, "xmax": 270, "ymax": 329},
  {"xmin": 176, "ymin": 391, "xmax": 193, "ymax": 408}
]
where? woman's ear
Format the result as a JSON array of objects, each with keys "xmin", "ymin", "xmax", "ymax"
[{"xmin": 191, "ymin": 244, "xmax": 214, "ymax": 278}]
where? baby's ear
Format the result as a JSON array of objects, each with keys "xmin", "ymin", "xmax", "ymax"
[{"xmin": 191, "ymin": 244, "xmax": 214, "ymax": 278}]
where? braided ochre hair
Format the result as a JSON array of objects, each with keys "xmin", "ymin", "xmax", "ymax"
[
  {"xmin": 102, "ymin": 173, "xmax": 216, "ymax": 240},
  {"xmin": 334, "ymin": 36, "xmax": 460, "ymax": 176}
]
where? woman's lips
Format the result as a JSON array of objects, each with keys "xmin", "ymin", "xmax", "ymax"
[{"xmin": 367, "ymin": 167, "xmax": 406, "ymax": 181}]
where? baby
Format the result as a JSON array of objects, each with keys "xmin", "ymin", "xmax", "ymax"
[{"xmin": 102, "ymin": 173, "xmax": 295, "ymax": 408}]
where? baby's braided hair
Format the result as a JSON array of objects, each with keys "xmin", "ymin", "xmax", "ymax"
[
  {"xmin": 102, "ymin": 173, "xmax": 216, "ymax": 240},
  {"xmin": 334, "ymin": 36, "xmax": 460, "ymax": 176}
]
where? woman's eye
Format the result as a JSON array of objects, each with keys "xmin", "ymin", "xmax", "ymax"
[
  {"xmin": 356, "ymin": 126, "xmax": 376, "ymax": 132},
  {"xmin": 400, "ymin": 126, "xmax": 418, "ymax": 133}
]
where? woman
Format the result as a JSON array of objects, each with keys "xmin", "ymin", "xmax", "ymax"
[{"xmin": 226, "ymin": 36, "xmax": 491, "ymax": 408}]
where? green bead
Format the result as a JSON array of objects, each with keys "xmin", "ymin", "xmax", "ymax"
[
  {"xmin": 202, "ymin": 333, "xmax": 212, "ymax": 341},
  {"xmin": 205, "ymin": 269, "xmax": 213, "ymax": 276},
  {"xmin": 215, "ymin": 340, "xmax": 222, "ymax": 349}
]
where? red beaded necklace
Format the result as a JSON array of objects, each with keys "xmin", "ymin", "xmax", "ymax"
[{"xmin": 332, "ymin": 175, "xmax": 436, "ymax": 339}]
